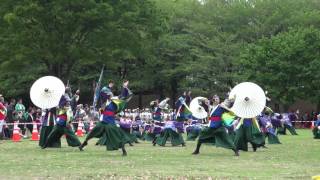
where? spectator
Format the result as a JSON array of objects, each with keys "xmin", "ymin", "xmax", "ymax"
[
  {"xmin": 6, "ymin": 99, "xmax": 16, "ymax": 123},
  {"xmin": 0, "ymin": 95, "xmax": 7, "ymax": 140},
  {"xmin": 73, "ymin": 104, "xmax": 86, "ymax": 131},
  {"xmin": 302, "ymin": 113, "xmax": 308, "ymax": 128},
  {"xmin": 15, "ymin": 98, "xmax": 28, "ymax": 137},
  {"xmin": 71, "ymin": 89, "xmax": 80, "ymax": 115},
  {"xmin": 15, "ymin": 98, "xmax": 26, "ymax": 114}
]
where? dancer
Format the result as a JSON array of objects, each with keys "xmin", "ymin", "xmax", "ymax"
[
  {"xmin": 192, "ymin": 99, "xmax": 239, "ymax": 156},
  {"xmin": 155, "ymin": 115, "xmax": 184, "ymax": 146},
  {"xmin": 39, "ymin": 108, "xmax": 60, "ymax": 148},
  {"xmin": 79, "ymin": 86, "xmax": 130, "ymax": 156},
  {"xmin": 42, "ymin": 95, "xmax": 81, "ymax": 149},
  {"xmin": 313, "ymin": 114, "xmax": 320, "ymax": 139},
  {"xmin": 233, "ymin": 116, "xmax": 265, "ymax": 152}
]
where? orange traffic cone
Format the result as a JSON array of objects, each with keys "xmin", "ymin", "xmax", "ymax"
[
  {"xmin": 89, "ymin": 121, "xmax": 94, "ymax": 132},
  {"xmin": 76, "ymin": 121, "xmax": 84, "ymax": 137},
  {"xmin": 12, "ymin": 122, "xmax": 21, "ymax": 142},
  {"xmin": 31, "ymin": 122, "xmax": 39, "ymax": 141}
]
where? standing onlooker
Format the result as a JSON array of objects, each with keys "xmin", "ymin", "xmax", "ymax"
[
  {"xmin": 73, "ymin": 104, "xmax": 86, "ymax": 131},
  {"xmin": 15, "ymin": 98, "xmax": 26, "ymax": 114},
  {"xmin": 0, "ymin": 95, "xmax": 7, "ymax": 140},
  {"xmin": 15, "ymin": 98, "xmax": 27, "ymax": 137},
  {"xmin": 71, "ymin": 89, "xmax": 80, "ymax": 115},
  {"xmin": 5, "ymin": 99, "xmax": 16, "ymax": 138},
  {"xmin": 302, "ymin": 113, "xmax": 308, "ymax": 128},
  {"xmin": 288, "ymin": 111, "xmax": 297, "ymax": 128}
]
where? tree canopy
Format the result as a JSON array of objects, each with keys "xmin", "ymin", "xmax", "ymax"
[{"xmin": 0, "ymin": 0, "xmax": 319, "ymax": 110}]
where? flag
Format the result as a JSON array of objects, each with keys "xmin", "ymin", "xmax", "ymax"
[{"xmin": 92, "ymin": 66, "xmax": 105, "ymax": 110}]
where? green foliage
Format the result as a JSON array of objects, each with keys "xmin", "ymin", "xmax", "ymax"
[
  {"xmin": 239, "ymin": 27, "xmax": 320, "ymax": 107},
  {"xmin": 0, "ymin": 0, "xmax": 319, "ymax": 107}
]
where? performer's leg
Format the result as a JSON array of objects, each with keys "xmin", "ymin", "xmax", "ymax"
[
  {"xmin": 192, "ymin": 127, "xmax": 213, "ymax": 154},
  {"xmin": 42, "ymin": 125, "xmax": 63, "ymax": 149},
  {"xmin": 121, "ymin": 144, "xmax": 127, "ymax": 156},
  {"xmin": 234, "ymin": 126, "xmax": 248, "ymax": 152},
  {"xmin": 64, "ymin": 127, "xmax": 81, "ymax": 147},
  {"xmin": 79, "ymin": 122, "xmax": 104, "ymax": 150},
  {"xmin": 215, "ymin": 127, "xmax": 239, "ymax": 156},
  {"xmin": 192, "ymin": 141, "xmax": 202, "ymax": 155}
]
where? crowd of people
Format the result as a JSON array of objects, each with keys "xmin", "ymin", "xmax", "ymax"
[{"xmin": 0, "ymin": 80, "xmax": 319, "ymax": 157}]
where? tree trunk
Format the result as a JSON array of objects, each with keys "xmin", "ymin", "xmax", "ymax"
[
  {"xmin": 274, "ymin": 103, "xmax": 280, "ymax": 112},
  {"xmin": 159, "ymin": 84, "xmax": 164, "ymax": 100},
  {"xmin": 171, "ymin": 79, "xmax": 178, "ymax": 107},
  {"xmin": 138, "ymin": 91, "xmax": 142, "ymax": 109}
]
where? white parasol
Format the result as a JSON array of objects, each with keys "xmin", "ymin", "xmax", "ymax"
[
  {"xmin": 229, "ymin": 82, "xmax": 266, "ymax": 118},
  {"xmin": 190, "ymin": 97, "xmax": 208, "ymax": 119},
  {"xmin": 30, "ymin": 76, "xmax": 65, "ymax": 109}
]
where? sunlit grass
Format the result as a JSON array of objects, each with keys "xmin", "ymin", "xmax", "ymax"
[{"xmin": 0, "ymin": 129, "xmax": 318, "ymax": 179}]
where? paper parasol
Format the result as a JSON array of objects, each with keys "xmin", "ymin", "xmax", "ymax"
[
  {"xmin": 190, "ymin": 97, "xmax": 208, "ymax": 119},
  {"xmin": 229, "ymin": 82, "xmax": 266, "ymax": 118},
  {"xmin": 30, "ymin": 76, "xmax": 65, "ymax": 109}
]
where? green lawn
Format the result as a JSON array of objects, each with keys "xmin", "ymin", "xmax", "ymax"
[{"xmin": 0, "ymin": 129, "xmax": 319, "ymax": 179}]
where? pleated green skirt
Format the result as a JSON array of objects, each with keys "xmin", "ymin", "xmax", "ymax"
[
  {"xmin": 198, "ymin": 126, "xmax": 235, "ymax": 150},
  {"xmin": 234, "ymin": 125, "xmax": 265, "ymax": 151},
  {"xmin": 85, "ymin": 122, "xmax": 130, "ymax": 151},
  {"xmin": 313, "ymin": 127, "xmax": 320, "ymax": 139},
  {"xmin": 186, "ymin": 129, "xmax": 200, "ymax": 141},
  {"xmin": 156, "ymin": 128, "xmax": 184, "ymax": 146},
  {"xmin": 39, "ymin": 126, "xmax": 61, "ymax": 148}
]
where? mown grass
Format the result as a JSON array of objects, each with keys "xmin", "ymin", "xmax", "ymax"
[{"xmin": 0, "ymin": 129, "xmax": 319, "ymax": 179}]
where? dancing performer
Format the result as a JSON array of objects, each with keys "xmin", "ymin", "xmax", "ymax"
[
  {"xmin": 39, "ymin": 108, "xmax": 61, "ymax": 148},
  {"xmin": 277, "ymin": 113, "xmax": 298, "ymax": 135},
  {"xmin": 79, "ymin": 85, "xmax": 131, "ymax": 156},
  {"xmin": 192, "ymin": 99, "xmax": 239, "ymax": 156},
  {"xmin": 150, "ymin": 99, "xmax": 162, "ymax": 121},
  {"xmin": 258, "ymin": 110, "xmax": 281, "ymax": 144},
  {"xmin": 233, "ymin": 116, "xmax": 265, "ymax": 152},
  {"xmin": 119, "ymin": 117, "xmax": 138, "ymax": 145},
  {"xmin": 313, "ymin": 114, "xmax": 320, "ymax": 139},
  {"xmin": 42, "ymin": 95, "xmax": 81, "ymax": 149},
  {"xmin": 174, "ymin": 93, "xmax": 190, "ymax": 146},
  {"xmin": 186, "ymin": 118, "xmax": 202, "ymax": 141},
  {"xmin": 132, "ymin": 117, "xmax": 142, "ymax": 140},
  {"xmin": 155, "ymin": 115, "xmax": 185, "ymax": 146}
]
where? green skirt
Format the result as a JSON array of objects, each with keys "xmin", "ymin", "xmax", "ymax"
[
  {"xmin": 132, "ymin": 131, "xmax": 142, "ymax": 139},
  {"xmin": 198, "ymin": 126, "xmax": 235, "ymax": 150},
  {"xmin": 120, "ymin": 128, "xmax": 138, "ymax": 143},
  {"xmin": 96, "ymin": 133, "xmax": 107, "ymax": 145},
  {"xmin": 234, "ymin": 125, "xmax": 265, "ymax": 151},
  {"xmin": 284, "ymin": 124, "xmax": 298, "ymax": 135},
  {"xmin": 156, "ymin": 128, "xmax": 184, "ymax": 146},
  {"xmin": 39, "ymin": 126, "xmax": 61, "ymax": 148},
  {"xmin": 313, "ymin": 127, "xmax": 320, "ymax": 139},
  {"xmin": 266, "ymin": 133, "xmax": 281, "ymax": 144},
  {"xmin": 186, "ymin": 129, "xmax": 200, "ymax": 141},
  {"xmin": 85, "ymin": 122, "xmax": 130, "ymax": 151},
  {"xmin": 45, "ymin": 125, "xmax": 81, "ymax": 147},
  {"xmin": 142, "ymin": 131, "xmax": 155, "ymax": 141},
  {"xmin": 277, "ymin": 126, "xmax": 286, "ymax": 135}
]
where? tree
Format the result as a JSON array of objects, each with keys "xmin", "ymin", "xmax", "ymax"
[{"xmin": 238, "ymin": 27, "xmax": 320, "ymax": 110}]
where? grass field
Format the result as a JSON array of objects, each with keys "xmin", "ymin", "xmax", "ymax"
[{"xmin": 0, "ymin": 129, "xmax": 319, "ymax": 179}]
